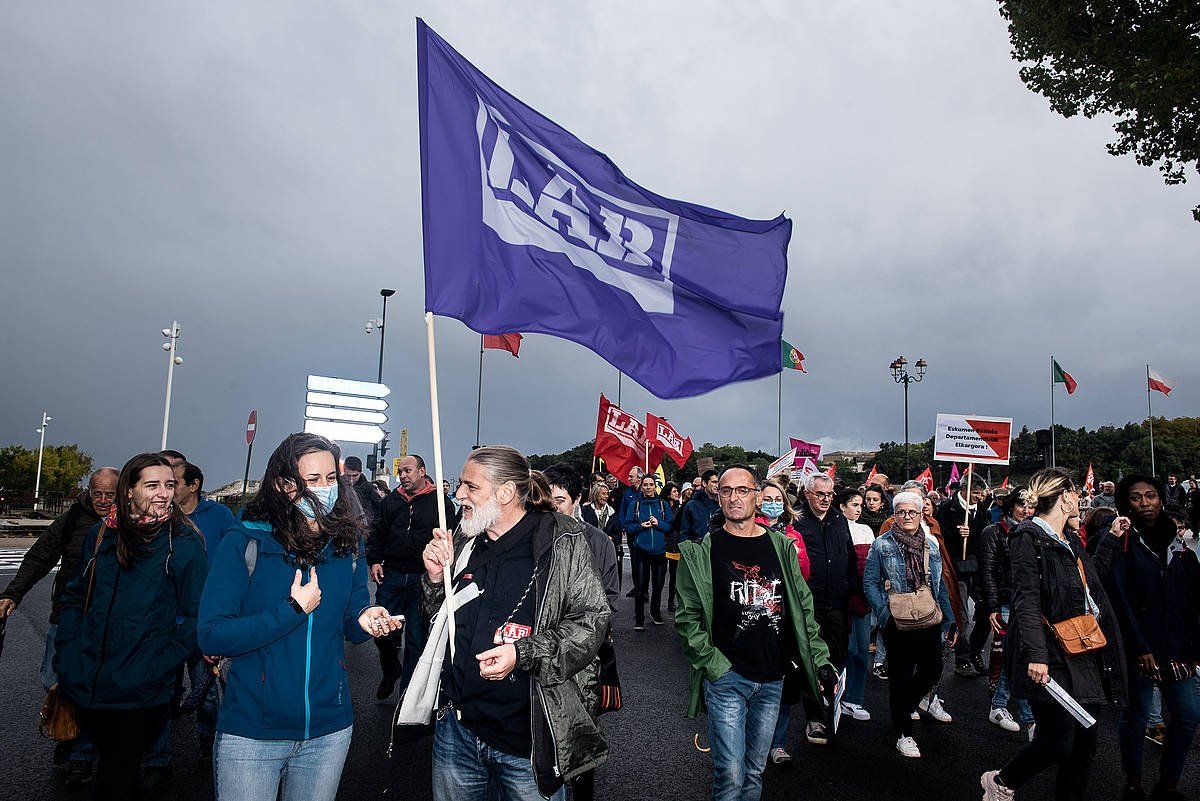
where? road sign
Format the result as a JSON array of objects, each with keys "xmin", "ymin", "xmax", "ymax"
[
  {"xmin": 393, "ymin": 457, "xmax": 402, "ymax": 476},
  {"xmin": 307, "ymin": 375, "xmax": 390, "ymax": 397},
  {"xmin": 304, "ymin": 419, "xmax": 386, "ymax": 444},
  {"xmin": 246, "ymin": 410, "xmax": 257, "ymax": 445},
  {"xmin": 934, "ymin": 413, "xmax": 1013, "ymax": 465},
  {"xmin": 399, "ymin": 428, "xmax": 409, "ymax": 457},
  {"xmin": 304, "ymin": 375, "xmax": 390, "ymax": 444}
]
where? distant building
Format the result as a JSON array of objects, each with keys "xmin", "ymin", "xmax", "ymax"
[
  {"xmin": 207, "ymin": 479, "xmax": 261, "ymax": 502},
  {"xmin": 822, "ymin": 450, "xmax": 879, "ymax": 473}
]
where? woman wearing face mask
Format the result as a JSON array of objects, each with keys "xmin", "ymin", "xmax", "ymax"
[
  {"xmin": 54, "ymin": 453, "xmax": 209, "ymax": 801},
  {"xmin": 980, "ymin": 468, "xmax": 1128, "ymax": 801},
  {"xmin": 198, "ymin": 433, "xmax": 400, "ymax": 801},
  {"xmin": 757, "ymin": 478, "xmax": 811, "ymax": 765},
  {"xmin": 1107, "ymin": 475, "xmax": 1200, "ymax": 801},
  {"xmin": 839, "ymin": 488, "xmax": 876, "ymax": 723}
]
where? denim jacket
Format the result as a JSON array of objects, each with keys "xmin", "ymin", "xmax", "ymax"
[{"xmin": 863, "ymin": 530, "xmax": 955, "ymax": 632}]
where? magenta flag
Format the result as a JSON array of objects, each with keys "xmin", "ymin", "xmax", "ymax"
[{"xmin": 790, "ymin": 437, "xmax": 822, "ymax": 465}]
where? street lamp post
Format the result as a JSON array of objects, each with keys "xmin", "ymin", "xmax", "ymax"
[
  {"xmin": 889, "ymin": 356, "xmax": 927, "ymax": 480},
  {"xmin": 161, "ymin": 322, "xmax": 183, "ymax": 450},
  {"xmin": 366, "ymin": 289, "xmax": 396, "ymax": 480},
  {"xmin": 34, "ymin": 411, "xmax": 51, "ymax": 510}
]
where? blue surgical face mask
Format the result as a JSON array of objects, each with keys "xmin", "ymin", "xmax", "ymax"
[
  {"xmin": 761, "ymin": 500, "xmax": 785, "ymax": 519},
  {"xmin": 297, "ymin": 483, "xmax": 339, "ymax": 520}
]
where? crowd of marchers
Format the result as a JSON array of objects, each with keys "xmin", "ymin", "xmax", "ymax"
[{"xmin": 2, "ymin": 435, "xmax": 1198, "ymax": 801}]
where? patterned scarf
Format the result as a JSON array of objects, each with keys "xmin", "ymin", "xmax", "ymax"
[{"xmin": 891, "ymin": 524, "xmax": 928, "ymax": 589}]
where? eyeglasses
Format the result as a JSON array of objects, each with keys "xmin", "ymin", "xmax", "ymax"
[
  {"xmin": 806, "ymin": 491, "xmax": 834, "ymax": 501},
  {"xmin": 90, "ymin": 491, "xmax": 117, "ymax": 500},
  {"xmin": 718, "ymin": 486, "xmax": 759, "ymax": 499},
  {"xmin": 895, "ymin": 509, "xmax": 921, "ymax": 518}
]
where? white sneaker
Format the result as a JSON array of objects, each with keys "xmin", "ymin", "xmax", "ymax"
[
  {"xmin": 910, "ymin": 710, "xmax": 920, "ymax": 720},
  {"xmin": 980, "ymin": 770, "xmax": 1015, "ymax": 801},
  {"xmin": 895, "ymin": 736, "xmax": 921, "ymax": 758},
  {"xmin": 918, "ymin": 695, "xmax": 953, "ymax": 723},
  {"xmin": 839, "ymin": 702, "xmax": 871, "ymax": 721},
  {"xmin": 1026, "ymin": 723, "xmax": 1036, "ymax": 742},
  {"xmin": 769, "ymin": 747, "xmax": 791, "ymax": 765},
  {"xmin": 989, "ymin": 707, "xmax": 1020, "ymax": 732}
]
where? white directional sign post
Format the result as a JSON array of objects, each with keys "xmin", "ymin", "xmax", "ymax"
[{"xmin": 304, "ymin": 375, "xmax": 390, "ymax": 444}]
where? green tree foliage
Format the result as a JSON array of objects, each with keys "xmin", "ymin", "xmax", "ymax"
[
  {"xmin": 0, "ymin": 444, "xmax": 94, "ymax": 493},
  {"xmin": 873, "ymin": 438, "xmax": 935, "ymax": 482},
  {"xmin": 998, "ymin": 1, "xmax": 1200, "ymax": 221}
]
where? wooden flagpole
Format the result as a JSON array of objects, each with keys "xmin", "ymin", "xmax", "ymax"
[
  {"xmin": 962, "ymin": 461, "xmax": 974, "ymax": 561},
  {"xmin": 425, "ymin": 312, "xmax": 456, "ymax": 658}
]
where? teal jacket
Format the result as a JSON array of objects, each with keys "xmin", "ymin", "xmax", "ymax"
[
  {"xmin": 198, "ymin": 521, "xmax": 371, "ymax": 741},
  {"xmin": 55, "ymin": 520, "xmax": 208, "ymax": 709},
  {"xmin": 674, "ymin": 527, "xmax": 831, "ymax": 717}
]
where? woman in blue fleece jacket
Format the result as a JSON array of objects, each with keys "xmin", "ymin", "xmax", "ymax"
[{"xmin": 198, "ymin": 433, "xmax": 400, "ymax": 801}]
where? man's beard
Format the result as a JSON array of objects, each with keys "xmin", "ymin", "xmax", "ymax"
[{"xmin": 460, "ymin": 493, "xmax": 502, "ymax": 538}]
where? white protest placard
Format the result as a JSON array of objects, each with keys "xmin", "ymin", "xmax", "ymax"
[
  {"xmin": 767, "ymin": 448, "xmax": 797, "ymax": 480},
  {"xmin": 934, "ymin": 413, "xmax": 1013, "ymax": 466},
  {"xmin": 789, "ymin": 457, "xmax": 820, "ymax": 484}
]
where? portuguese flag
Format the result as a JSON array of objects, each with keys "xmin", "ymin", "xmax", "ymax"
[
  {"xmin": 1052, "ymin": 359, "xmax": 1077, "ymax": 395},
  {"xmin": 782, "ymin": 339, "xmax": 806, "ymax": 372}
]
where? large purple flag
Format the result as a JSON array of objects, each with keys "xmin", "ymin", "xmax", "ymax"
[{"xmin": 417, "ymin": 20, "xmax": 791, "ymax": 399}]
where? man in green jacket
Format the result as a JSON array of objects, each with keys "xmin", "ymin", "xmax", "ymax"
[{"xmin": 675, "ymin": 465, "xmax": 834, "ymax": 801}]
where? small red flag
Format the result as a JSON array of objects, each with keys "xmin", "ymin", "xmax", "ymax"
[
  {"xmin": 866, "ymin": 464, "xmax": 878, "ymax": 484},
  {"xmin": 594, "ymin": 395, "xmax": 647, "ymax": 484},
  {"xmin": 825, "ymin": 462, "xmax": 837, "ymax": 479},
  {"xmin": 646, "ymin": 413, "xmax": 694, "ymax": 469},
  {"xmin": 483, "ymin": 333, "xmax": 523, "ymax": 358},
  {"xmin": 915, "ymin": 467, "xmax": 935, "ymax": 493}
]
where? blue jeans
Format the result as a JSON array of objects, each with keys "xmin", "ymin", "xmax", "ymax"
[
  {"xmin": 989, "ymin": 607, "xmax": 1033, "ymax": 723},
  {"xmin": 704, "ymin": 671, "xmax": 782, "ymax": 801},
  {"xmin": 845, "ymin": 613, "xmax": 871, "ymax": 706},
  {"xmin": 41, "ymin": 625, "xmax": 96, "ymax": 763},
  {"xmin": 375, "ymin": 571, "xmax": 427, "ymax": 691},
  {"xmin": 770, "ymin": 704, "xmax": 790, "ymax": 751},
  {"xmin": 871, "ymin": 614, "xmax": 887, "ymax": 666},
  {"xmin": 214, "ymin": 725, "xmax": 353, "ymax": 801},
  {"xmin": 1118, "ymin": 672, "xmax": 1200, "ymax": 786},
  {"xmin": 432, "ymin": 712, "xmax": 565, "ymax": 801}
]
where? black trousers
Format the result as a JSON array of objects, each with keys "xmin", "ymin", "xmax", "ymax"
[
  {"xmin": 802, "ymin": 607, "xmax": 849, "ymax": 723},
  {"xmin": 954, "ymin": 572, "xmax": 990, "ymax": 660},
  {"xmin": 881, "ymin": 621, "xmax": 943, "ymax": 737},
  {"xmin": 79, "ymin": 704, "xmax": 169, "ymax": 801},
  {"xmin": 633, "ymin": 551, "xmax": 666, "ymax": 625},
  {"xmin": 999, "ymin": 698, "xmax": 1100, "ymax": 801}
]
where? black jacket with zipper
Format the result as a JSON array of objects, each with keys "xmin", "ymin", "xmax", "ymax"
[
  {"xmin": 980, "ymin": 517, "xmax": 1017, "ymax": 609},
  {"xmin": 367, "ymin": 482, "xmax": 459, "ymax": 574},
  {"xmin": 793, "ymin": 501, "xmax": 858, "ymax": 611},
  {"xmin": 1103, "ymin": 515, "xmax": 1200, "ymax": 667},
  {"xmin": 1007, "ymin": 519, "xmax": 1127, "ymax": 705}
]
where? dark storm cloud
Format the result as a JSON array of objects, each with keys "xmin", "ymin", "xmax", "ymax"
[{"xmin": 2, "ymin": 2, "xmax": 1196, "ymax": 487}]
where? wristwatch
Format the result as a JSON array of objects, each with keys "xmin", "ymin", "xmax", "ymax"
[{"xmin": 288, "ymin": 596, "xmax": 307, "ymax": 616}]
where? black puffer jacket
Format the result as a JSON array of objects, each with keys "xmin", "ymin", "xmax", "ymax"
[
  {"xmin": 980, "ymin": 517, "xmax": 1018, "ymax": 609},
  {"xmin": 935, "ymin": 494, "xmax": 989, "ymax": 571},
  {"xmin": 1007, "ymin": 519, "xmax": 1127, "ymax": 705}
]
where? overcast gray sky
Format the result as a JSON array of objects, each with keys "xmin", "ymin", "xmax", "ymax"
[{"xmin": 3, "ymin": 1, "xmax": 1196, "ymax": 487}]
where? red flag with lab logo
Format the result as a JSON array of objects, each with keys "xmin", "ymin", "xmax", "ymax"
[
  {"xmin": 594, "ymin": 395, "xmax": 647, "ymax": 484},
  {"xmin": 646, "ymin": 413, "xmax": 693, "ymax": 469}
]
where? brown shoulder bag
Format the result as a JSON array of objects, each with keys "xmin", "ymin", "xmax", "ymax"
[
  {"xmin": 1043, "ymin": 557, "xmax": 1107, "ymax": 656},
  {"xmin": 40, "ymin": 528, "xmax": 105, "ymax": 741}
]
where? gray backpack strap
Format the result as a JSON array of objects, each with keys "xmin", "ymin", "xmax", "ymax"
[{"xmin": 244, "ymin": 538, "xmax": 258, "ymax": 579}]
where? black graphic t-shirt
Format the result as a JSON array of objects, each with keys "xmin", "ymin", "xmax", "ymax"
[{"xmin": 710, "ymin": 527, "xmax": 786, "ymax": 683}]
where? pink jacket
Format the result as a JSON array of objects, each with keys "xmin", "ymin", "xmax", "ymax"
[{"xmin": 757, "ymin": 514, "xmax": 810, "ymax": 580}]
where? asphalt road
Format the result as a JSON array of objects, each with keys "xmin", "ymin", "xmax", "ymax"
[{"xmin": 1, "ymin": 554, "xmax": 1196, "ymax": 801}]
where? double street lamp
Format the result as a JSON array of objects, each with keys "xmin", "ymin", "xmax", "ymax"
[
  {"xmin": 889, "ymin": 356, "xmax": 927, "ymax": 480},
  {"xmin": 161, "ymin": 322, "xmax": 183, "ymax": 450},
  {"xmin": 34, "ymin": 411, "xmax": 51, "ymax": 510}
]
